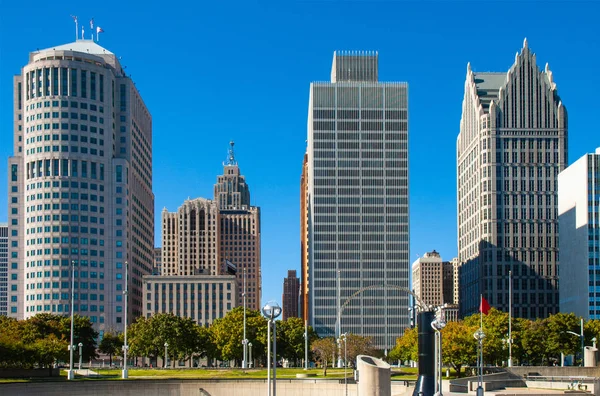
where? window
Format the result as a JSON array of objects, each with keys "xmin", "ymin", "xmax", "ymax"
[{"xmin": 70, "ymin": 69, "xmax": 77, "ymax": 96}]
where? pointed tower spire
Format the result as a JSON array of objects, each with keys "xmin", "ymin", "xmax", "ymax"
[
  {"xmin": 225, "ymin": 141, "xmax": 237, "ymax": 166},
  {"xmin": 523, "ymin": 37, "xmax": 528, "ymax": 49},
  {"xmin": 467, "ymin": 62, "xmax": 471, "ymax": 73}
]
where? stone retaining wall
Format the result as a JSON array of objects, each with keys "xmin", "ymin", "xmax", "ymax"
[
  {"xmin": 0, "ymin": 379, "xmax": 411, "ymax": 396},
  {"xmin": 0, "ymin": 368, "xmax": 60, "ymax": 378}
]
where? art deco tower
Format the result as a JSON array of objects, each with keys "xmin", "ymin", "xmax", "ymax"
[
  {"xmin": 457, "ymin": 39, "xmax": 567, "ymax": 318},
  {"xmin": 7, "ymin": 39, "xmax": 154, "ymax": 335},
  {"xmin": 161, "ymin": 143, "xmax": 261, "ymax": 310},
  {"xmin": 304, "ymin": 51, "xmax": 409, "ymax": 350}
]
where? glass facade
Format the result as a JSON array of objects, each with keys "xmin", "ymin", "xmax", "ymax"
[{"xmin": 307, "ymin": 52, "xmax": 410, "ymax": 351}]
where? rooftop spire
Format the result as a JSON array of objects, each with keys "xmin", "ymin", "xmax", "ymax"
[{"xmin": 225, "ymin": 141, "xmax": 237, "ymax": 166}]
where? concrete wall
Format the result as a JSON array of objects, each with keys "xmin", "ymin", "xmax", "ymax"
[
  {"xmin": 0, "ymin": 368, "xmax": 60, "ymax": 377},
  {"xmin": 449, "ymin": 371, "xmax": 526, "ymax": 393},
  {"xmin": 0, "ymin": 379, "xmax": 411, "ymax": 396},
  {"xmin": 508, "ymin": 366, "xmax": 600, "ymax": 377}
]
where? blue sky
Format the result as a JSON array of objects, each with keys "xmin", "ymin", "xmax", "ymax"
[{"xmin": 1, "ymin": 0, "xmax": 599, "ymax": 309}]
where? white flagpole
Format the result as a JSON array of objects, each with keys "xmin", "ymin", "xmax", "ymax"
[{"xmin": 71, "ymin": 16, "xmax": 78, "ymax": 41}]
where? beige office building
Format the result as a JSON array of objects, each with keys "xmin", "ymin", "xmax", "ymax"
[
  {"xmin": 158, "ymin": 142, "xmax": 261, "ymax": 311},
  {"xmin": 412, "ymin": 251, "xmax": 444, "ymax": 307},
  {"xmin": 7, "ymin": 39, "xmax": 154, "ymax": 335},
  {"xmin": 143, "ymin": 275, "xmax": 237, "ymax": 326}
]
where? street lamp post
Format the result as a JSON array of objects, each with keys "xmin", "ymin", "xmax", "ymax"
[
  {"xmin": 336, "ymin": 270, "xmax": 343, "ymax": 368},
  {"xmin": 164, "ymin": 342, "xmax": 169, "ymax": 368},
  {"xmin": 248, "ymin": 342, "xmax": 253, "ymax": 368},
  {"xmin": 304, "ymin": 320, "xmax": 308, "ymax": 370},
  {"xmin": 68, "ymin": 260, "xmax": 76, "ymax": 380},
  {"xmin": 508, "ymin": 270, "xmax": 513, "ymax": 367},
  {"xmin": 262, "ymin": 301, "xmax": 282, "ymax": 396},
  {"xmin": 78, "ymin": 342, "xmax": 83, "ymax": 370},
  {"xmin": 431, "ymin": 311, "xmax": 447, "ymax": 396},
  {"xmin": 122, "ymin": 261, "xmax": 129, "ymax": 379},
  {"xmin": 338, "ymin": 333, "xmax": 348, "ymax": 396},
  {"xmin": 474, "ymin": 329, "xmax": 485, "ymax": 396},
  {"xmin": 566, "ymin": 327, "xmax": 585, "ymax": 367},
  {"xmin": 242, "ymin": 268, "xmax": 248, "ymax": 369}
]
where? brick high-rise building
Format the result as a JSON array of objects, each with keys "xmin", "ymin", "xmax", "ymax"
[
  {"xmin": 457, "ymin": 39, "xmax": 566, "ymax": 319},
  {"xmin": 412, "ymin": 251, "xmax": 444, "ymax": 308},
  {"xmin": 7, "ymin": 39, "xmax": 154, "ymax": 335},
  {"xmin": 282, "ymin": 270, "xmax": 300, "ymax": 320},
  {"xmin": 159, "ymin": 142, "xmax": 261, "ymax": 311}
]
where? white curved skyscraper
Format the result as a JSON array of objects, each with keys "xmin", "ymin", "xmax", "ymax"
[{"xmin": 7, "ymin": 39, "xmax": 154, "ymax": 335}]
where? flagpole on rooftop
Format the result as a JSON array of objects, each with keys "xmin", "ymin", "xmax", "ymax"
[{"xmin": 71, "ymin": 16, "xmax": 78, "ymax": 41}]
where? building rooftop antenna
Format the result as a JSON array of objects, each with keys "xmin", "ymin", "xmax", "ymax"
[{"xmin": 225, "ymin": 141, "xmax": 237, "ymax": 166}]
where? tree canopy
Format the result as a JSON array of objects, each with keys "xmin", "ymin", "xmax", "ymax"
[{"xmin": 0, "ymin": 313, "xmax": 97, "ymax": 368}]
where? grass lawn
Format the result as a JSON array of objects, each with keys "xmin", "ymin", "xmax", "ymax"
[
  {"xmin": 93, "ymin": 367, "xmax": 352, "ymax": 379},
  {"xmin": 0, "ymin": 366, "xmax": 423, "ymax": 383}
]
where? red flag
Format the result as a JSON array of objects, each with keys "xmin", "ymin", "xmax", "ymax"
[{"xmin": 480, "ymin": 296, "xmax": 491, "ymax": 315}]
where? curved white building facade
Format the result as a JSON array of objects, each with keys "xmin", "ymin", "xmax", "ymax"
[{"xmin": 7, "ymin": 40, "xmax": 154, "ymax": 336}]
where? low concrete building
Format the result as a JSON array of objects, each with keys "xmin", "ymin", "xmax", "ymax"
[{"xmin": 143, "ymin": 275, "xmax": 237, "ymax": 326}]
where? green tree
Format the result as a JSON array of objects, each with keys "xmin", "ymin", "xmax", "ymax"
[
  {"xmin": 463, "ymin": 308, "xmax": 510, "ymax": 365},
  {"xmin": 520, "ymin": 318, "xmax": 549, "ymax": 365},
  {"xmin": 172, "ymin": 316, "xmax": 202, "ymax": 366},
  {"xmin": 0, "ymin": 317, "xmax": 24, "ymax": 367},
  {"xmin": 129, "ymin": 316, "xmax": 155, "ymax": 362},
  {"xmin": 33, "ymin": 334, "xmax": 67, "ymax": 369},
  {"xmin": 389, "ymin": 326, "xmax": 418, "ymax": 363},
  {"xmin": 129, "ymin": 313, "xmax": 217, "ymax": 367},
  {"xmin": 149, "ymin": 313, "xmax": 193, "ymax": 367},
  {"xmin": 98, "ymin": 332, "xmax": 123, "ymax": 366},
  {"xmin": 311, "ymin": 337, "xmax": 336, "ymax": 376},
  {"xmin": 210, "ymin": 307, "xmax": 267, "ymax": 365},
  {"xmin": 507, "ymin": 317, "xmax": 528, "ymax": 366},
  {"xmin": 441, "ymin": 320, "xmax": 477, "ymax": 376},
  {"xmin": 277, "ymin": 317, "xmax": 318, "ymax": 366},
  {"xmin": 15, "ymin": 314, "xmax": 97, "ymax": 366},
  {"xmin": 585, "ymin": 319, "xmax": 600, "ymax": 347},
  {"xmin": 60, "ymin": 314, "xmax": 99, "ymax": 361},
  {"xmin": 194, "ymin": 325, "xmax": 216, "ymax": 361},
  {"xmin": 546, "ymin": 313, "xmax": 582, "ymax": 365}
]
